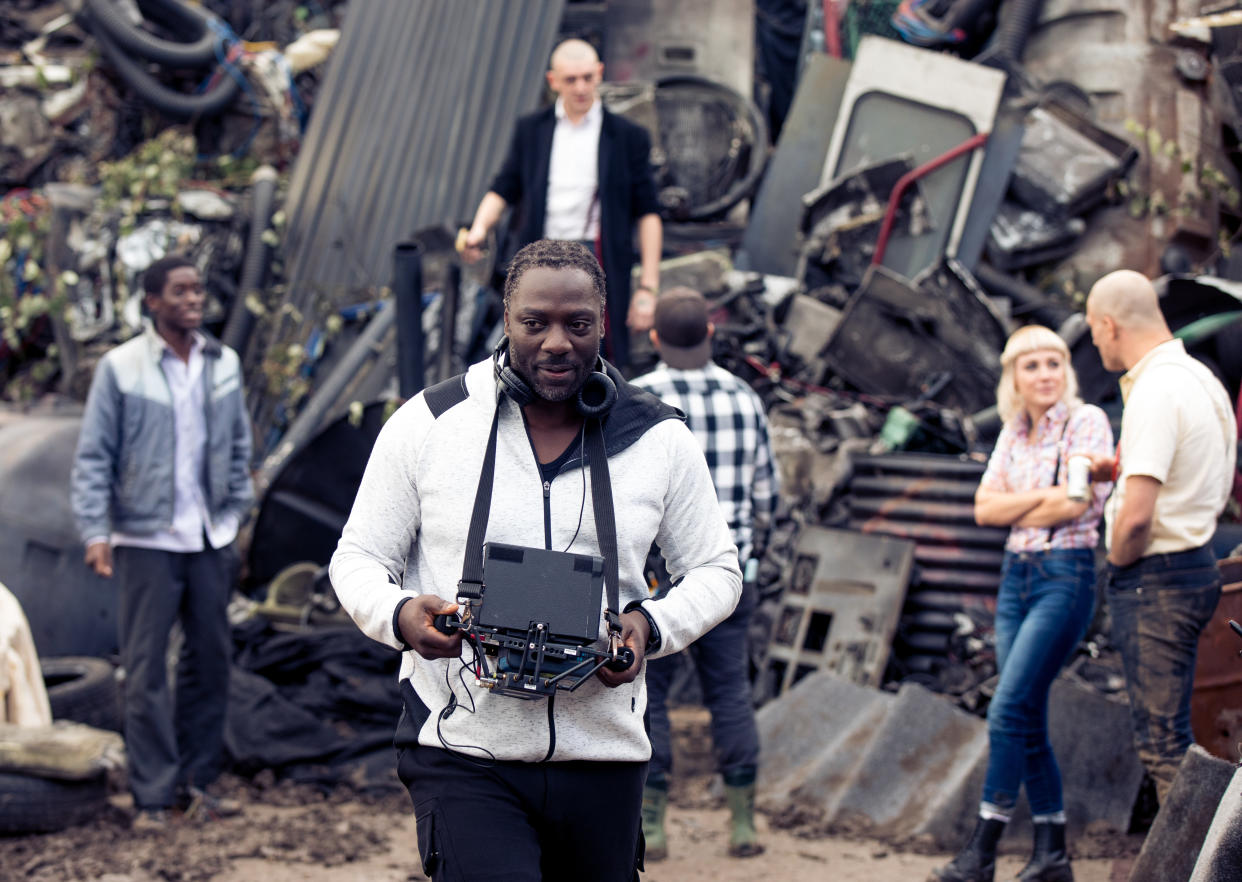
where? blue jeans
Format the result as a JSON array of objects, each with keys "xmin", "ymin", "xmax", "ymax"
[
  {"xmin": 1105, "ymin": 545, "xmax": 1221, "ymax": 803},
  {"xmin": 983, "ymin": 548, "xmax": 1096, "ymax": 816},
  {"xmin": 644, "ymin": 580, "xmax": 760, "ymax": 781}
]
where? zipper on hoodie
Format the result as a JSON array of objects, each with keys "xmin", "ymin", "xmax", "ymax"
[{"xmin": 543, "ymin": 480, "xmax": 552, "ymax": 549}]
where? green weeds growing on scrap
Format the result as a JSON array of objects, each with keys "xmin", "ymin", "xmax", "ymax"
[
  {"xmin": 0, "ymin": 129, "xmax": 273, "ymax": 401},
  {"xmin": 1120, "ymin": 120, "xmax": 1241, "ymax": 238}
]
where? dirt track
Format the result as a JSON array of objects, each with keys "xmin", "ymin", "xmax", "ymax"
[
  {"xmin": 0, "ymin": 708, "xmax": 1144, "ymax": 881},
  {"xmin": 0, "ymin": 780, "xmax": 1143, "ymax": 882}
]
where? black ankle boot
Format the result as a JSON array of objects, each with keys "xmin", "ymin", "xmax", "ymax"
[
  {"xmin": 928, "ymin": 817, "xmax": 1006, "ymax": 882},
  {"xmin": 1016, "ymin": 822, "xmax": 1073, "ymax": 882}
]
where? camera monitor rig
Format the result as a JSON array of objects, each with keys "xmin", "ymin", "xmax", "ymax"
[{"xmin": 435, "ymin": 542, "xmax": 634, "ymax": 699}]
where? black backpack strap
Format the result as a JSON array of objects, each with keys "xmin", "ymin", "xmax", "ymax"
[
  {"xmin": 457, "ymin": 407, "xmax": 500, "ymax": 604},
  {"xmin": 424, "ymin": 374, "xmax": 469, "ymax": 419},
  {"xmin": 584, "ymin": 417, "xmax": 621, "ymax": 634}
]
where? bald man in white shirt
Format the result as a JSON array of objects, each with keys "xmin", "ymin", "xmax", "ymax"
[{"xmin": 1085, "ymin": 269, "xmax": 1237, "ymax": 803}]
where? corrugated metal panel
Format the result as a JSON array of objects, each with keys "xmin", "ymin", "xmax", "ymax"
[
  {"xmin": 280, "ymin": 0, "xmax": 566, "ymax": 315},
  {"xmin": 846, "ymin": 452, "xmax": 1006, "ymax": 672}
]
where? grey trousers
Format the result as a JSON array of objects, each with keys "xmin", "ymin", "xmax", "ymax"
[{"xmin": 114, "ymin": 543, "xmax": 233, "ymax": 810}]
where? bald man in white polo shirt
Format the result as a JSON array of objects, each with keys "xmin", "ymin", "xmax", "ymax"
[{"xmin": 1085, "ymin": 269, "xmax": 1237, "ymax": 803}]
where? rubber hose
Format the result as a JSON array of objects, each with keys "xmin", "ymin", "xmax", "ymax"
[
  {"xmin": 223, "ymin": 166, "xmax": 280, "ymax": 354},
  {"xmin": 655, "ymin": 74, "xmax": 770, "ymax": 223},
  {"xmin": 990, "ymin": 0, "xmax": 1044, "ymax": 65},
  {"xmin": 85, "ymin": 0, "xmax": 220, "ymax": 68},
  {"xmin": 89, "ymin": 19, "xmax": 240, "ymax": 120}
]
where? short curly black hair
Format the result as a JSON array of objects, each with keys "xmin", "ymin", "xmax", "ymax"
[
  {"xmin": 142, "ymin": 254, "xmax": 197, "ymax": 297},
  {"xmin": 503, "ymin": 239, "xmax": 606, "ymax": 313}
]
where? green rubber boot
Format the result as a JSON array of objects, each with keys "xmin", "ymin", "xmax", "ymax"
[
  {"xmin": 724, "ymin": 767, "xmax": 764, "ymax": 858},
  {"xmin": 641, "ymin": 780, "xmax": 669, "ymax": 862}
]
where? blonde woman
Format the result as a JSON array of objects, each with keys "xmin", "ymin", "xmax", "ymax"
[{"xmin": 930, "ymin": 325, "xmax": 1113, "ymax": 882}]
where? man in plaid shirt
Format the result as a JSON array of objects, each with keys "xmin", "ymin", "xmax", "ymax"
[{"xmin": 631, "ymin": 287, "xmax": 778, "ymax": 861}]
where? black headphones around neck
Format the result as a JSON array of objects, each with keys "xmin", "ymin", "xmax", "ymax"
[{"xmin": 492, "ymin": 336, "xmax": 617, "ymax": 417}]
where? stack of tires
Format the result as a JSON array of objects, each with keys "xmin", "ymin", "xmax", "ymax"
[{"xmin": 0, "ymin": 657, "xmax": 122, "ymax": 835}]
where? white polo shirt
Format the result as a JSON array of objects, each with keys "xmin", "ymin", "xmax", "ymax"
[
  {"xmin": 544, "ymin": 97, "xmax": 602, "ymax": 242},
  {"xmin": 1105, "ymin": 339, "xmax": 1237, "ymax": 554}
]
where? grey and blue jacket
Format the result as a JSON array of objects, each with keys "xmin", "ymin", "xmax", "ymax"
[{"xmin": 70, "ymin": 323, "xmax": 254, "ymax": 545}]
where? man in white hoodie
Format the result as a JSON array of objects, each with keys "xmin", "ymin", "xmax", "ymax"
[{"xmin": 331, "ymin": 239, "xmax": 740, "ymax": 881}]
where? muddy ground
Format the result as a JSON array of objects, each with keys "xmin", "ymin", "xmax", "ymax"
[{"xmin": 0, "ymin": 709, "xmax": 1144, "ymax": 881}]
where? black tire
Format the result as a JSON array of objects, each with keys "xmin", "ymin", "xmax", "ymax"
[
  {"xmin": 0, "ymin": 770, "xmax": 109, "ymax": 835},
  {"xmin": 42, "ymin": 657, "xmax": 123, "ymax": 733},
  {"xmin": 654, "ymin": 74, "xmax": 770, "ymax": 222}
]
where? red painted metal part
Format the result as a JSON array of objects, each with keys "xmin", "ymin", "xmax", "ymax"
[
  {"xmin": 1191, "ymin": 576, "xmax": 1242, "ymax": 762},
  {"xmin": 823, "ymin": 0, "xmax": 842, "ymax": 59},
  {"xmin": 871, "ymin": 130, "xmax": 991, "ymax": 267}
]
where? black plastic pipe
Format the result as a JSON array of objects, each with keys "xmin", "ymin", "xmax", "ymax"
[
  {"xmin": 393, "ymin": 243, "xmax": 425, "ymax": 399},
  {"xmin": 88, "ymin": 21, "xmax": 240, "ymax": 120},
  {"xmin": 983, "ymin": 0, "xmax": 1045, "ymax": 68},
  {"xmin": 85, "ymin": 0, "xmax": 221, "ymax": 68},
  {"xmin": 438, "ymin": 262, "xmax": 461, "ymax": 383},
  {"xmin": 223, "ymin": 166, "xmax": 280, "ymax": 355}
]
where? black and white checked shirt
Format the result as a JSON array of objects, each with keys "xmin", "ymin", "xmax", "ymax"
[{"xmin": 632, "ymin": 361, "xmax": 778, "ymax": 561}]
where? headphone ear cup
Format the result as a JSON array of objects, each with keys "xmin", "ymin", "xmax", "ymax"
[
  {"xmin": 492, "ymin": 336, "xmax": 535, "ymax": 407},
  {"xmin": 576, "ymin": 371, "xmax": 617, "ymax": 417},
  {"xmin": 498, "ymin": 364, "xmax": 535, "ymax": 407}
]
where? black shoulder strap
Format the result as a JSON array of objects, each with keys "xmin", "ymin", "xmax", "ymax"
[
  {"xmin": 424, "ymin": 374, "xmax": 469, "ymax": 419},
  {"xmin": 585, "ymin": 417, "xmax": 621, "ymax": 633},
  {"xmin": 457, "ymin": 408, "xmax": 622, "ymax": 634},
  {"xmin": 1042, "ymin": 409, "xmax": 1075, "ymax": 550},
  {"xmin": 457, "ymin": 408, "xmax": 501, "ymax": 604}
]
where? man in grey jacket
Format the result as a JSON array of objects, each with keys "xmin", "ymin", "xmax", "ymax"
[
  {"xmin": 331, "ymin": 240, "xmax": 740, "ymax": 881},
  {"xmin": 71, "ymin": 254, "xmax": 253, "ymax": 831}
]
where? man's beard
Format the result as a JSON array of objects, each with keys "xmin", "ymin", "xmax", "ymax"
[{"xmin": 512, "ymin": 351, "xmax": 596, "ymax": 404}]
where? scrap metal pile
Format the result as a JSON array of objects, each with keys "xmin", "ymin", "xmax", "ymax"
[
  {"xmin": 2, "ymin": 0, "xmax": 1242, "ymax": 757},
  {"xmin": 645, "ymin": 3, "xmax": 1242, "ymax": 720},
  {"xmin": 0, "ymin": 0, "xmax": 344, "ymax": 401}
]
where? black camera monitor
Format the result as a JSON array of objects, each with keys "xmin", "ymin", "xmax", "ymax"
[{"xmin": 477, "ymin": 542, "xmax": 605, "ymax": 644}]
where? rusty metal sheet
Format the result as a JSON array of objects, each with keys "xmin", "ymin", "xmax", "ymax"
[
  {"xmin": 1191, "ymin": 579, "xmax": 1242, "ymax": 762},
  {"xmin": 603, "ymin": 0, "xmax": 755, "ymax": 99},
  {"xmin": 1024, "ymin": 0, "xmax": 1226, "ymax": 278}
]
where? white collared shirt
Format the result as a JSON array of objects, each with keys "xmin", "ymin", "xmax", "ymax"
[
  {"xmin": 1105, "ymin": 339, "xmax": 1237, "ymax": 554},
  {"xmin": 111, "ymin": 332, "xmax": 240, "ymax": 552},
  {"xmin": 544, "ymin": 97, "xmax": 602, "ymax": 241}
]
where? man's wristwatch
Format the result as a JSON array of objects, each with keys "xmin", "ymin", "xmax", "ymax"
[{"xmin": 623, "ymin": 600, "xmax": 661, "ymax": 651}]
